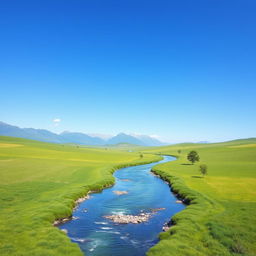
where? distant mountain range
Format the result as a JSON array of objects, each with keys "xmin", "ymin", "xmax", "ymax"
[{"xmin": 0, "ymin": 121, "xmax": 166, "ymax": 146}]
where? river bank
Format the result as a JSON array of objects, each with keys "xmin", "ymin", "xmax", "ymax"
[{"xmin": 58, "ymin": 156, "xmax": 185, "ymax": 256}]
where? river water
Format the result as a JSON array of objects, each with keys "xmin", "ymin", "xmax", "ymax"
[{"xmin": 59, "ymin": 156, "xmax": 185, "ymax": 256}]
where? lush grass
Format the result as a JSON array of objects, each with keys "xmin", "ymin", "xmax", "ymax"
[
  {"xmin": 0, "ymin": 136, "xmax": 161, "ymax": 256},
  {"xmin": 143, "ymin": 138, "xmax": 256, "ymax": 256},
  {"xmin": 1, "ymin": 136, "xmax": 255, "ymax": 256}
]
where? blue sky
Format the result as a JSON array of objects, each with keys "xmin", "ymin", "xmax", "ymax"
[{"xmin": 0, "ymin": 0, "xmax": 255, "ymax": 143}]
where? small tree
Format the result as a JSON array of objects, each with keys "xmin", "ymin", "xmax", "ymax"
[
  {"xmin": 199, "ymin": 164, "xmax": 208, "ymax": 176},
  {"xmin": 140, "ymin": 153, "xmax": 143, "ymax": 158},
  {"xmin": 178, "ymin": 149, "xmax": 181, "ymax": 154},
  {"xmin": 187, "ymin": 151, "xmax": 200, "ymax": 164}
]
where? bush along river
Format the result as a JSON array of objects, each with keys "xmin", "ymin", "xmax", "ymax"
[{"xmin": 58, "ymin": 156, "xmax": 185, "ymax": 256}]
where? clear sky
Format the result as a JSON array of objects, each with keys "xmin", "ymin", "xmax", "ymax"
[{"xmin": 0, "ymin": 0, "xmax": 255, "ymax": 143}]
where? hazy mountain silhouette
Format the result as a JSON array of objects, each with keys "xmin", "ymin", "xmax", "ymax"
[
  {"xmin": 0, "ymin": 121, "xmax": 165, "ymax": 146},
  {"xmin": 0, "ymin": 121, "xmax": 63, "ymax": 143},
  {"xmin": 107, "ymin": 133, "xmax": 147, "ymax": 146},
  {"xmin": 60, "ymin": 131, "xmax": 105, "ymax": 145}
]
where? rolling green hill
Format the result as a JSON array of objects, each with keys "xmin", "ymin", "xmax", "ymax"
[
  {"xmin": 143, "ymin": 138, "xmax": 256, "ymax": 256},
  {"xmin": 0, "ymin": 136, "xmax": 160, "ymax": 256},
  {"xmin": 1, "ymin": 136, "xmax": 255, "ymax": 256}
]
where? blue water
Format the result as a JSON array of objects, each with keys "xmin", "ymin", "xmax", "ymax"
[{"xmin": 59, "ymin": 156, "xmax": 185, "ymax": 256}]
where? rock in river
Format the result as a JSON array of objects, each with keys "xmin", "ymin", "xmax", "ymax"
[
  {"xmin": 113, "ymin": 190, "xmax": 128, "ymax": 195},
  {"xmin": 104, "ymin": 213, "xmax": 151, "ymax": 224}
]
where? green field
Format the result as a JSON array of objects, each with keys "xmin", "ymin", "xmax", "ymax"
[
  {"xmin": 0, "ymin": 136, "xmax": 160, "ymax": 256},
  {"xmin": 144, "ymin": 139, "xmax": 256, "ymax": 256},
  {"xmin": 0, "ymin": 136, "xmax": 255, "ymax": 256}
]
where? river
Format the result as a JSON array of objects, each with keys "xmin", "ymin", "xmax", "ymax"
[{"xmin": 59, "ymin": 155, "xmax": 185, "ymax": 256}]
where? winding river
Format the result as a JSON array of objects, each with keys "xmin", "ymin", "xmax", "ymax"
[{"xmin": 59, "ymin": 156, "xmax": 185, "ymax": 256}]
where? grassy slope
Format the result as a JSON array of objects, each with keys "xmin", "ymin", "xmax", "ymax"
[
  {"xmin": 0, "ymin": 136, "xmax": 161, "ymax": 256},
  {"xmin": 143, "ymin": 139, "xmax": 256, "ymax": 256}
]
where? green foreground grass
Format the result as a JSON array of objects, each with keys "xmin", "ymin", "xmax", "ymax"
[
  {"xmin": 1, "ymin": 136, "xmax": 255, "ymax": 256},
  {"xmin": 144, "ymin": 138, "xmax": 256, "ymax": 256},
  {"xmin": 0, "ymin": 136, "xmax": 161, "ymax": 256}
]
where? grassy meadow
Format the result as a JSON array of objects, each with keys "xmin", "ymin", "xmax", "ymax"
[
  {"xmin": 0, "ymin": 136, "xmax": 255, "ymax": 256},
  {"xmin": 143, "ymin": 138, "xmax": 256, "ymax": 256},
  {"xmin": 0, "ymin": 136, "xmax": 161, "ymax": 256}
]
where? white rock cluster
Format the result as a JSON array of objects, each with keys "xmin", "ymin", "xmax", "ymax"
[
  {"xmin": 53, "ymin": 218, "xmax": 70, "ymax": 226},
  {"xmin": 104, "ymin": 213, "xmax": 151, "ymax": 224},
  {"xmin": 113, "ymin": 190, "xmax": 128, "ymax": 195},
  {"xmin": 76, "ymin": 195, "xmax": 90, "ymax": 204}
]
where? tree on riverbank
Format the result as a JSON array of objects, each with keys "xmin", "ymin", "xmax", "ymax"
[
  {"xmin": 187, "ymin": 150, "xmax": 200, "ymax": 164},
  {"xmin": 199, "ymin": 164, "xmax": 208, "ymax": 176}
]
